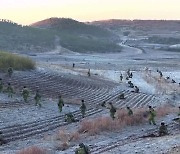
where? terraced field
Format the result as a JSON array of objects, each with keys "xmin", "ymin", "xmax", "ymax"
[{"xmin": 0, "ymin": 70, "xmax": 158, "ymax": 145}]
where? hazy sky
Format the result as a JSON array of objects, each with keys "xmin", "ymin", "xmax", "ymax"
[{"xmin": 0, "ymin": 0, "xmax": 180, "ymax": 25}]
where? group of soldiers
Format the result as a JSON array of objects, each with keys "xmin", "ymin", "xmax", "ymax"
[
  {"xmin": 0, "ymin": 79, "xmax": 41, "ymax": 107},
  {"xmin": 157, "ymin": 69, "xmax": 180, "ymax": 86},
  {"xmin": 59, "ymin": 97, "xmax": 87, "ymax": 123},
  {"xmin": 75, "ymin": 103, "xmax": 179, "ymax": 153},
  {"xmin": 119, "ymin": 69, "xmax": 140, "ymax": 93}
]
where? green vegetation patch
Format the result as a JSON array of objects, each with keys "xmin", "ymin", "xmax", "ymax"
[{"xmin": 0, "ymin": 51, "xmax": 35, "ymax": 71}]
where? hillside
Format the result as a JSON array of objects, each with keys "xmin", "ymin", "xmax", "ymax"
[
  {"xmin": 0, "ymin": 20, "xmax": 55, "ymax": 53},
  {"xmin": 0, "ymin": 18, "xmax": 121, "ymax": 53},
  {"xmin": 30, "ymin": 18, "xmax": 121, "ymax": 53},
  {"xmin": 90, "ymin": 19, "xmax": 180, "ymax": 33}
]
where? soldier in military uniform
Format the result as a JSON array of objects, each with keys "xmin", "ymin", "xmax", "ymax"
[
  {"xmin": 109, "ymin": 102, "xmax": 116, "ymax": 120},
  {"xmin": 7, "ymin": 67, "xmax": 13, "ymax": 77},
  {"xmin": 148, "ymin": 106, "xmax": 156, "ymax": 125},
  {"xmin": 159, "ymin": 122, "xmax": 168, "ymax": 136},
  {"xmin": 119, "ymin": 93, "xmax": 125, "ymax": 99},
  {"xmin": 134, "ymin": 86, "xmax": 139, "ymax": 93},
  {"xmin": 65, "ymin": 113, "xmax": 78, "ymax": 123},
  {"xmin": 6, "ymin": 83, "xmax": 14, "ymax": 98},
  {"xmin": 127, "ymin": 106, "xmax": 133, "ymax": 116},
  {"xmin": 22, "ymin": 86, "xmax": 30, "ymax": 103},
  {"xmin": 58, "ymin": 95, "xmax": 64, "ymax": 112},
  {"xmin": 75, "ymin": 143, "xmax": 90, "ymax": 154},
  {"xmin": 34, "ymin": 90, "xmax": 41, "ymax": 107},
  {"xmin": 120, "ymin": 73, "xmax": 123, "ymax": 82},
  {"xmin": 80, "ymin": 100, "xmax": 86, "ymax": 118},
  {"xmin": 87, "ymin": 69, "xmax": 91, "ymax": 77}
]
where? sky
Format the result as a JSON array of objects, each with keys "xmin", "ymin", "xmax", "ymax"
[{"xmin": 0, "ymin": 0, "xmax": 180, "ymax": 25}]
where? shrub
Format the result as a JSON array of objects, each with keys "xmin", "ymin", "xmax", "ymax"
[
  {"xmin": 0, "ymin": 51, "xmax": 35, "ymax": 71},
  {"xmin": 78, "ymin": 106, "xmax": 175, "ymax": 136},
  {"xmin": 16, "ymin": 146, "xmax": 47, "ymax": 154}
]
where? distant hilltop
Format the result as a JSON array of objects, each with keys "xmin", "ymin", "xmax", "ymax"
[{"xmin": 0, "ymin": 17, "xmax": 121, "ymax": 53}]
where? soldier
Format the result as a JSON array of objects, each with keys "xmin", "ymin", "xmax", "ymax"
[
  {"xmin": 7, "ymin": 67, "xmax": 13, "ymax": 77},
  {"xmin": 0, "ymin": 78, "xmax": 3, "ymax": 92},
  {"xmin": 75, "ymin": 143, "xmax": 90, "ymax": 154},
  {"xmin": 127, "ymin": 69, "xmax": 131, "ymax": 78},
  {"xmin": 87, "ymin": 69, "xmax": 90, "ymax": 77},
  {"xmin": 178, "ymin": 106, "xmax": 180, "ymax": 116},
  {"xmin": 80, "ymin": 100, "xmax": 86, "ymax": 118},
  {"xmin": 159, "ymin": 122, "xmax": 168, "ymax": 136},
  {"xmin": 73, "ymin": 63, "xmax": 75, "ymax": 68},
  {"xmin": 134, "ymin": 86, "xmax": 139, "ymax": 93},
  {"xmin": 34, "ymin": 90, "xmax": 41, "ymax": 107},
  {"xmin": 6, "ymin": 83, "xmax": 14, "ymax": 98},
  {"xmin": 109, "ymin": 102, "xmax": 116, "ymax": 120},
  {"xmin": 128, "ymin": 81, "xmax": 134, "ymax": 88},
  {"xmin": 119, "ymin": 93, "xmax": 125, "ymax": 99},
  {"xmin": 58, "ymin": 95, "xmax": 64, "ymax": 112},
  {"xmin": 120, "ymin": 73, "xmax": 123, "ymax": 82},
  {"xmin": 22, "ymin": 86, "xmax": 29, "ymax": 103},
  {"xmin": 159, "ymin": 71, "xmax": 163, "ymax": 78},
  {"xmin": 101, "ymin": 101, "xmax": 106, "ymax": 107},
  {"xmin": 172, "ymin": 79, "xmax": 176, "ymax": 83},
  {"xmin": 129, "ymin": 72, "xmax": 133, "ymax": 78},
  {"xmin": 148, "ymin": 106, "xmax": 156, "ymax": 125},
  {"xmin": 127, "ymin": 106, "xmax": 133, "ymax": 116},
  {"xmin": 65, "ymin": 113, "xmax": 77, "ymax": 123},
  {"xmin": 166, "ymin": 76, "xmax": 170, "ymax": 80}
]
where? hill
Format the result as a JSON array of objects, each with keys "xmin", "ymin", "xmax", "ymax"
[
  {"xmin": 0, "ymin": 20, "xmax": 55, "ymax": 52},
  {"xmin": 90, "ymin": 19, "xmax": 180, "ymax": 33},
  {"xmin": 0, "ymin": 18, "xmax": 121, "ymax": 53},
  {"xmin": 30, "ymin": 18, "xmax": 121, "ymax": 53}
]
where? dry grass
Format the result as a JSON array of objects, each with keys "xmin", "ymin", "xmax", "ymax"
[
  {"xmin": 78, "ymin": 106, "xmax": 175, "ymax": 136},
  {"xmin": 156, "ymin": 105, "xmax": 177, "ymax": 117},
  {"xmin": 0, "ymin": 51, "xmax": 35, "ymax": 71},
  {"xmin": 78, "ymin": 108, "xmax": 147, "ymax": 135},
  {"xmin": 16, "ymin": 146, "xmax": 47, "ymax": 154},
  {"xmin": 55, "ymin": 129, "xmax": 80, "ymax": 151}
]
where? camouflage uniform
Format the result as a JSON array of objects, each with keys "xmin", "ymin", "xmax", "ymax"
[
  {"xmin": 159, "ymin": 71, "xmax": 163, "ymax": 78},
  {"xmin": 101, "ymin": 101, "xmax": 106, "ymax": 107},
  {"xmin": 159, "ymin": 122, "xmax": 168, "ymax": 136},
  {"xmin": 22, "ymin": 86, "xmax": 29, "ymax": 103},
  {"xmin": 80, "ymin": 100, "xmax": 86, "ymax": 118},
  {"xmin": 34, "ymin": 90, "xmax": 41, "ymax": 107},
  {"xmin": 65, "ymin": 113, "xmax": 76, "ymax": 123},
  {"xmin": 109, "ymin": 103, "xmax": 116, "ymax": 120},
  {"xmin": 87, "ymin": 69, "xmax": 90, "ymax": 77},
  {"xmin": 127, "ymin": 107, "xmax": 133, "ymax": 116},
  {"xmin": 6, "ymin": 83, "xmax": 14, "ymax": 98},
  {"xmin": 127, "ymin": 69, "xmax": 131, "ymax": 78},
  {"xmin": 75, "ymin": 143, "xmax": 90, "ymax": 154},
  {"xmin": 119, "ymin": 93, "xmax": 125, "ymax": 99},
  {"xmin": 0, "ymin": 78, "xmax": 3, "ymax": 92},
  {"xmin": 58, "ymin": 96, "xmax": 64, "ymax": 112},
  {"xmin": 148, "ymin": 106, "xmax": 156, "ymax": 125},
  {"xmin": 129, "ymin": 72, "xmax": 133, "ymax": 78},
  {"xmin": 120, "ymin": 74, "xmax": 123, "ymax": 82},
  {"xmin": 7, "ymin": 67, "xmax": 13, "ymax": 77},
  {"xmin": 128, "ymin": 81, "xmax": 134, "ymax": 88},
  {"xmin": 134, "ymin": 86, "xmax": 139, "ymax": 93}
]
